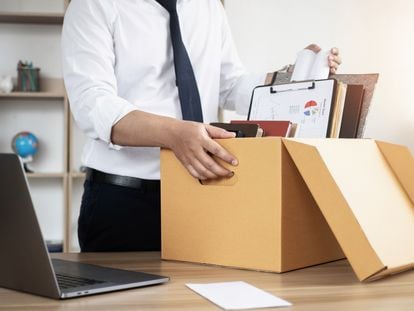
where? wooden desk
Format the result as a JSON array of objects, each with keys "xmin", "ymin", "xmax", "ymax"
[{"xmin": 1, "ymin": 252, "xmax": 413, "ymax": 310}]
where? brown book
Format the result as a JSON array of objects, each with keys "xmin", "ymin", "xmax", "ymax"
[
  {"xmin": 339, "ymin": 84, "xmax": 365, "ymax": 138},
  {"xmin": 210, "ymin": 123, "xmax": 262, "ymax": 137},
  {"xmin": 331, "ymin": 73, "xmax": 379, "ymax": 137},
  {"xmin": 231, "ymin": 120, "xmax": 293, "ymax": 137},
  {"xmin": 328, "ymin": 81, "xmax": 347, "ymax": 138}
]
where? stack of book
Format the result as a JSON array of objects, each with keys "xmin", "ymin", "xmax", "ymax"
[
  {"xmin": 213, "ymin": 49, "xmax": 378, "ymax": 139},
  {"xmin": 333, "ymin": 74, "xmax": 378, "ymax": 138},
  {"xmin": 211, "ymin": 120, "xmax": 297, "ymax": 138},
  {"xmin": 244, "ymin": 73, "xmax": 378, "ymax": 139}
]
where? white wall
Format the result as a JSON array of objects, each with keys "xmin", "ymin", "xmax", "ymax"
[
  {"xmin": 224, "ymin": 0, "xmax": 414, "ymax": 152},
  {"xmin": 0, "ymin": 24, "xmax": 62, "ymax": 78},
  {"xmin": 0, "ymin": 0, "xmax": 64, "ymax": 77}
]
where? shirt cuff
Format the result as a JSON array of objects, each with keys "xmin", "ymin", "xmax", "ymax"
[{"xmin": 88, "ymin": 94, "xmax": 138, "ymax": 150}]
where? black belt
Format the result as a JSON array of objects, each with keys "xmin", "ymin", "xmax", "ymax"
[{"xmin": 85, "ymin": 168, "xmax": 160, "ymax": 191}]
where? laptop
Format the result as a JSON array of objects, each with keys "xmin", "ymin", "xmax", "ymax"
[{"xmin": 0, "ymin": 153, "xmax": 169, "ymax": 299}]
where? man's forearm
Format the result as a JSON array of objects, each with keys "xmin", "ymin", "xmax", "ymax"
[
  {"xmin": 110, "ymin": 110, "xmax": 238, "ymax": 180},
  {"xmin": 110, "ymin": 110, "xmax": 179, "ymax": 149}
]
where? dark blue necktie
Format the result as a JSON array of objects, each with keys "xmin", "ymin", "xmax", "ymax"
[{"xmin": 156, "ymin": 0, "xmax": 204, "ymax": 122}]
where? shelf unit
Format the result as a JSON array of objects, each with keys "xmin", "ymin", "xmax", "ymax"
[
  {"xmin": 0, "ymin": 0, "xmax": 85, "ymax": 252},
  {"xmin": 0, "ymin": 77, "xmax": 70, "ymax": 247},
  {"xmin": 27, "ymin": 172, "xmax": 66, "ymax": 178},
  {"xmin": 0, "ymin": 12, "xmax": 64, "ymax": 24}
]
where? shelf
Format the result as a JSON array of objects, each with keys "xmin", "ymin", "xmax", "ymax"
[
  {"xmin": 0, "ymin": 78, "xmax": 66, "ymax": 99},
  {"xmin": 2, "ymin": 1, "xmax": 75, "ymax": 252},
  {"xmin": 0, "ymin": 12, "xmax": 64, "ymax": 25},
  {"xmin": 27, "ymin": 172, "xmax": 65, "ymax": 178},
  {"xmin": 0, "ymin": 91, "xmax": 65, "ymax": 99},
  {"xmin": 70, "ymin": 172, "xmax": 86, "ymax": 179}
]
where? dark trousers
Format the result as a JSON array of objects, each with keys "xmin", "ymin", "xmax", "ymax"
[{"xmin": 78, "ymin": 179, "xmax": 161, "ymax": 252}]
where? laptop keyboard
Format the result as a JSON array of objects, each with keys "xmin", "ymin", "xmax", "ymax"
[{"xmin": 56, "ymin": 273, "xmax": 106, "ymax": 289}]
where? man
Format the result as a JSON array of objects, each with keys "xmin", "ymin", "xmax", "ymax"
[{"xmin": 62, "ymin": 0, "xmax": 341, "ymax": 252}]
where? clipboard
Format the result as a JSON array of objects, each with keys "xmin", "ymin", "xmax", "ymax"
[{"xmin": 247, "ymin": 79, "xmax": 337, "ymax": 138}]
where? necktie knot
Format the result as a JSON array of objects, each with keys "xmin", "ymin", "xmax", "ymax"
[{"xmin": 156, "ymin": 0, "xmax": 177, "ymax": 12}]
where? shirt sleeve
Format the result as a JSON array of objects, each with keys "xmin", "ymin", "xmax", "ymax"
[
  {"xmin": 62, "ymin": 0, "xmax": 137, "ymax": 149},
  {"xmin": 217, "ymin": 2, "xmax": 266, "ymax": 116}
]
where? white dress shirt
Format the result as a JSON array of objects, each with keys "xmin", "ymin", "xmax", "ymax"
[{"xmin": 62, "ymin": 0, "xmax": 265, "ymax": 180}]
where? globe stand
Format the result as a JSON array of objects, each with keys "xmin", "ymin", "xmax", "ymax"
[
  {"xmin": 21, "ymin": 155, "xmax": 35, "ymax": 173},
  {"xmin": 23, "ymin": 163, "xmax": 34, "ymax": 173}
]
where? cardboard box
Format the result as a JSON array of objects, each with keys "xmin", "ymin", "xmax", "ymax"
[
  {"xmin": 161, "ymin": 138, "xmax": 344, "ymax": 273},
  {"xmin": 161, "ymin": 138, "xmax": 414, "ymax": 280},
  {"xmin": 284, "ymin": 139, "xmax": 414, "ymax": 281}
]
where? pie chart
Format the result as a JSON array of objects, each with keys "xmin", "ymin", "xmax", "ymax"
[{"xmin": 303, "ymin": 100, "xmax": 319, "ymax": 116}]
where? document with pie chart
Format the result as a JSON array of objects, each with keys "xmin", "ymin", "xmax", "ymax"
[{"xmin": 248, "ymin": 79, "xmax": 336, "ymax": 138}]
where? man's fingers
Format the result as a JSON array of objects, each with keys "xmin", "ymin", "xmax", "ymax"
[
  {"xmin": 205, "ymin": 124, "xmax": 236, "ymax": 139},
  {"xmin": 185, "ymin": 164, "xmax": 202, "ymax": 180},
  {"xmin": 188, "ymin": 158, "xmax": 218, "ymax": 180},
  {"xmin": 329, "ymin": 58, "xmax": 339, "ymax": 73},
  {"xmin": 198, "ymin": 150, "xmax": 234, "ymax": 178},
  {"xmin": 330, "ymin": 47, "xmax": 340, "ymax": 57},
  {"xmin": 204, "ymin": 139, "xmax": 238, "ymax": 167},
  {"xmin": 329, "ymin": 54, "xmax": 342, "ymax": 66},
  {"xmin": 180, "ymin": 143, "xmax": 234, "ymax": 179},
  {"xmin": 205, "ymin": 124, "xmax": 238, "ymax": 167},
  {"xmin": 170, "ymin": 121, "xmax": 238, "ymax": 180},
  {"xmin": 328, "ymin": 47, "xmax": 341, "ymax": 74},
  {"xmin": 335, "ymin": 54, "xmax": 342, "ymax": 65}
]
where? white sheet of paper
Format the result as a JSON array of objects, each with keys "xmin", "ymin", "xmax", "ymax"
[
  {"xmin": 308, "ymin": 50, "xmax": 330, "ymax": 80},
  {"xmin": 186, "ymin": 281, "xmax": 292, "ymax": 310},
  {"xmin": 291, "ymin": 49, "xmax": 330, "ymax": 82},
  {"xmin": 291, "ymin": 48, "xmax": 315, "ymax": 81}
]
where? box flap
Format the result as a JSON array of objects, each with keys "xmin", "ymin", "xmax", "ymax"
[
  {"xmin": 367, "ymin": 262, "xmax": 414, "ymax": 281},
  {"xmin": 376, "ymin": 141, "xmax": 414, "ymax": 205},
  {"xmin": 280, "ymin": 144, "xmax": 345, "ymax": 271},
  {"xmin": 283, "ymin": 138, "xmax": 414, "ymax": 280}
]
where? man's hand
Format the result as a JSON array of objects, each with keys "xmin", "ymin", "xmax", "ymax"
[
  {"xmin": 265, "ymin": 44, "xmax": 342, "ymax": 84},
  {"xmin": 111, "ymin": 110, "xmax": 237, "ymax": 180},
  {"xmin": 305, "ymin": 44, "xmax": 342, "ymax": 74},
  {"xmin": 328, "ymin": 47, "xmax": 341, "ymax": 74},
  {"xmin": 167, "ymin": 121, "xmax": 238, "ymax": 180}
]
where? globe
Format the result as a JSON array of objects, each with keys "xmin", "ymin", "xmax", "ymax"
[{"xmin": 11, "ymin": 131, "xmax": 39, "ymax": 160}]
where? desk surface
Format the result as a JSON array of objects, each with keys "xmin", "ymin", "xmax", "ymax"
[{"xmin": 1, "ymin": 252, "xmax": 413, "ymax": 310}]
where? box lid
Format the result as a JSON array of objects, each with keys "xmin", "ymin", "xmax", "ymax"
[
  {"xmin": 283, "ymin": 138, "xmax": 414, "ymax": 281},
  {"xmin": 376, "ymin": 141, "xmax": 414, "ymax": 205}
]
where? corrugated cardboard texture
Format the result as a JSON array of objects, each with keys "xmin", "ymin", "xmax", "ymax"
[
  {"xmin": 161, "ymin": 138, "xmax": 283, "ymax": 271},
  {"xmin": 161, "ymin": 138, "xmax": 343, "ymax": 273},
  {"xmin": 376, "ymin": 141, "xmax": 414, "ymax": 205},
  {"xmin": 280, "ymin": 144, "xmax": 344, "ymax": 271},
  {"xmin": 284, "ymin": 139, "xmax": 414, "ymax": 280}
]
